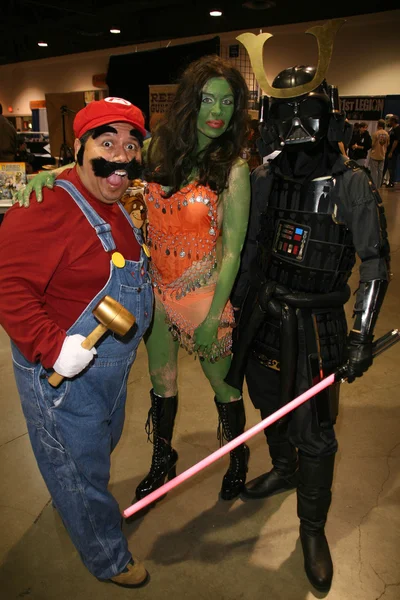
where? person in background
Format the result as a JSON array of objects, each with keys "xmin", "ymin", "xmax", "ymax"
[
  {"xmin": 338, "ymin": 118, "xmax": 353, "ymax": 158},
  {"xmin": 369, "ymin": 119, "xmax": 389, "ymax": 188},
  {"xmin": 385, "ymin": 114, "xmax": 400, "ymax": 188},
  {"xmin": 14, "ymin": 135, "xmax": 35, "ymax": 173},
  {"xmin": 0, "ymin": 102, "xmax": 17, "ymax": 162},
  {"xmin": 347, "ymin": 122, "xmax": 360, "ymax": 160},
  {"xmin": 0, "ymin": 98, "xmax": 153, "ymax": 588},
  {"xmin": 350, "ymin": 121, "xmax": 372, "ymax": 167},
  {"xmin": 382, "ymin": 114, "xmax": 394, "ymax": 186}
]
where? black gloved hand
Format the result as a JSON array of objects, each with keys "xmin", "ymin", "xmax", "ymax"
[{"xmin": 346, "ymin": 331, "xmax": 373, "ymax": 383}]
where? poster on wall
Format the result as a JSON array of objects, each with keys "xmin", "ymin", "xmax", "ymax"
[
  {"xmin": 0, "ymin": 162, "xmax": 26, "ymax": 201},
  {"xmin": 340, "ymin": 96, "xmax": 385, "ymax": 121},
  {"xmin": 148, "ymin": 84, "xmax": 178, "ymax": 131}
]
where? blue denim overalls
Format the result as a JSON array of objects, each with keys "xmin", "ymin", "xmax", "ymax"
[{"xmin": 11, "ymin": 180, "xmax": 153, "ymax": 579}]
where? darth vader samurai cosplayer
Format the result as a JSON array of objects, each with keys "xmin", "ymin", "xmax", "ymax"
[{"xmin": 226, "ymin": 24, "xmax": 391, "ymax": 594}]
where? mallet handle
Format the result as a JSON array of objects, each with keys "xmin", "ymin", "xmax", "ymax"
[
  {"xmin": 48, "ymin": 323, "xmax": 108, "ymax": 387},
  {"xmin": 81, "ymin": 323, "xmax": 108, "ymax": 350},
  {"xmin": 47, "ymin": 372, "xmax": 66, "ymax": 388}
]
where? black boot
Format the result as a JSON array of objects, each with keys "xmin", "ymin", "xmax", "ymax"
[
  {"xmin": 215, "ymin": 398, "xmax": 249, "ymax": 500},
  {"xmin": 241, "ymin": 422, "xmax": 298, "ymax": 499},
  {"xmin": 297, "ymin": 452, "xmax": 335, "ymax": 592},
  {"xmin": 135, "ymin": 390, "xmax": 178, "ymax": 502}
]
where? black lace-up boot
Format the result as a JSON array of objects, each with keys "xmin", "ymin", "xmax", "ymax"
[
  {"xmin": 134, "ymin": 389, "xmax": 178, "ymax": 502},
  {"xmin": 215, "ymin": 397, "xmax": 249, "ymax": 500},
  {"xmin": 241, "ymin": 422, "xmax": 298, "ymax": 499},
  {"xmin": 297, "ymin": 452, "xmax": 335, "ymax": 592}
]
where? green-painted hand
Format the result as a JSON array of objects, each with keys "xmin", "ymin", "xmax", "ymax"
[
  {"xmin": 13, "ymin": 163, "xmax": 73, "ymax": 207},
  {"xmin": 193, "ymin": 318, "xmax": 219, "ymax": 353},
  {"xmin": 14, "ymin": 170, "xmax": 55, "ymax": 207}
]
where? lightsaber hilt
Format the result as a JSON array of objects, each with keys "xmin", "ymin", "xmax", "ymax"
[
  {"xmin": 335, "ymin": 328, "xmax": 400, "ymax": 382},
  {"xmin": 371, "ymin": 328, "xmax": 399, "ymax": 357}
]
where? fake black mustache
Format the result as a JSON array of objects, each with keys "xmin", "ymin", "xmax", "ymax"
[{"xmin": 90, "ymin": 157, "xmax": 143, "ymax": 180}]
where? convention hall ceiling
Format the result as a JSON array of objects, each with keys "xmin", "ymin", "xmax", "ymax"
[{"xmin": 1, "ymin": 0, "xmax": 397, "ymax": 66}]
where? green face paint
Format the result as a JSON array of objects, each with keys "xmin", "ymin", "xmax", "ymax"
[{"xmin": 197, "ymin": 77, "xmax": 235, "ymax": 149}]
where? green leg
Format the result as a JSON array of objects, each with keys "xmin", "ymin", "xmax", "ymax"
[
  {"xmin": 144, "ymin": 299, "xmax": 179, "ymax": 397},
  {"xmin": 199, "ymin": 355, "xmax": 241, "ymax": 403}
]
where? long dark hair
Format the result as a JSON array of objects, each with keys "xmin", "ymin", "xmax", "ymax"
[{"xmin": 146, "ymin": 55, "xmax": 249, "ymax": 196}]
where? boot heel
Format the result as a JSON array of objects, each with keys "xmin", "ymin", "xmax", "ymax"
[
  {"xmin": 135, "ymin": 448, "xmax": 178, "ymax": 502},
  {"xmin": 156, "ymin": 463, "xmax": 178, "ymax": 502},
  {"xmin": 167, "ymin": 464, "xmax": 177, "ymax": 481}
]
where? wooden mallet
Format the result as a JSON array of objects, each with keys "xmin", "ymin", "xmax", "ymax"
[{"xmin": 48, "ymin": 295, "xmax": 136, "ymax": 387}]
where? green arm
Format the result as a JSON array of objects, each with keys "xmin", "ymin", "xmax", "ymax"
[
  {"xmin": 194, "ymin": 159, "xmax": 250, "ymax": 351},
  {"xmin": 14, "ymin": 163, "xmax": 75, "ymax": 207}
]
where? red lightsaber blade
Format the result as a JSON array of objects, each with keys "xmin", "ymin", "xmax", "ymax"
[{"xmin": 123, "ymin": 329, "xmax": 399, "ymax": 519}]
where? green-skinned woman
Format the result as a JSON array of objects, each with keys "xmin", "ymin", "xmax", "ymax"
[{"xmin": 17, "ymin": 55, "xmax": 251, "ymax": 503}]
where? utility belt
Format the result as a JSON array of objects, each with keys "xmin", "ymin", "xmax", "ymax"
[
  {"xmin": 225, "ymin": 278, "xmax": 349, "ymax": 429},
  {"xmin": 225, "ymin": 267, "xmax": 350, "ymax": 395}
]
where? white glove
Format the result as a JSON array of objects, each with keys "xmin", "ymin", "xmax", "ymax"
[{"xmin": 53, "ymin": 334, "xmax": 97, "ymax": 378}]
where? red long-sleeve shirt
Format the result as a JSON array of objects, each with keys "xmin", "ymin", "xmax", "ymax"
[{"xmin": 0, "ymin": 167, "xmax": 141, "ymax": 368}]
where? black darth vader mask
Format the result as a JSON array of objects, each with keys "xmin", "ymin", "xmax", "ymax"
[
  {"xmin": 269, "ymin": 91, "xmax": 330, "ymax": 145},
  {"xmin": 259, "ymin": 66, "xmax": 342, "ymax": 152}
]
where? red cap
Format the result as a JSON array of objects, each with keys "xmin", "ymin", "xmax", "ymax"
[{"xmin": 73, "ymin": 97, "xmax": 146, "ymax": 139}]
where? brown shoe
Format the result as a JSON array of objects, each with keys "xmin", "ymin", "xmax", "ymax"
[{"xmin": 109, "ymin": 558, "xmax": 149, "ymax": 588}]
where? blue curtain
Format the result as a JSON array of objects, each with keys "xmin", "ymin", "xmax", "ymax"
[{"xmin": 31, "ymin": 109, "xmax": 40, "ymax": 132}]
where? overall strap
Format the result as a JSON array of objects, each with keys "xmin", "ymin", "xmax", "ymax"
[
  {"xmin": 54, "ymin": 179, "xmax": 116, "ymax": 252},
  {"xmin": 117, "ymin": 200, "xmax": 145, "ymax": 246},
  {"xmin": 117, "ymin": 199, "xmax": 150, "ymax": 267}
]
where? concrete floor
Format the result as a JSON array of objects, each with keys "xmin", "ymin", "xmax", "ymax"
[{"xmin": 0, "ymin": 186, "xmax": 399, "ymax": 600}]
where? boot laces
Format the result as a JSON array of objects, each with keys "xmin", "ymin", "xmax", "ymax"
[
  {"xmin": 216, "ymin": 414, "xmax": 245, "ymax": 472},
  {"xmin": 217, "ymin": 416, "xmax": 230, "ymax": 447},
  {"xmin": 144, "ymin": 407, "xmax": 154, "ymax": 444}
]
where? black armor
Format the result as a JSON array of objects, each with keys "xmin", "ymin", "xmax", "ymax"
[
  {"xmin": 226, "ymin": 65, "xmax": 390, "ymax": 460},
  {"xmin": 228, "ymin": 153, "xmax": 390, "ymax": 423},
  {"xmin": 229, "ymin": 60, "xmax": 390, "ymax": 593},
  {"xmin": 257, "ymin": 174, "xmax": 356, "ymax": 294},
  {"xmin": 228, "ymin": 103, "xmax": 390, "ymax": 420}
]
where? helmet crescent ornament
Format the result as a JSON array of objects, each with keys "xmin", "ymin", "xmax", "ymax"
[{"xmin": 237, "ymin": 19, "xmax": 346, "ymax": 99}]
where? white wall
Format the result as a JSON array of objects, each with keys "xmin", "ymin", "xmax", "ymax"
[
  {"xmin": 261, "ymin": 11, "xmax": 400, "ymax": 96},
  {"xmin": 0, "ymin": 10, "xmax": 399, "ymax": 116}
]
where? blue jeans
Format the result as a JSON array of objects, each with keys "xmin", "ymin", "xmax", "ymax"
[
  {"xmin": 12, "ymin": 343, "xmax": 139, "ymax": 578},
  {"xmin": 11, "ymin": 180, "xmax": 153, "ymax": 579}
]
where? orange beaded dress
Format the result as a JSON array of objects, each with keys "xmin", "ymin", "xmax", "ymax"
[{"xmin": 146, "ymin": 181, "xmax": 235, "ymax": 360}]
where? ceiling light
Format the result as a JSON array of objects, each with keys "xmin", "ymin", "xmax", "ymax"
[
  {"xmin": 210, "ymin": 10, "xmax": 223, "ymax": 17},
  {"xmin": 38, "ymin": 42, "xmax": 48, "ymax": 47},
  {"xmin": 110, "ymin": 28, "xmax": 121, "ymax": 34}
]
